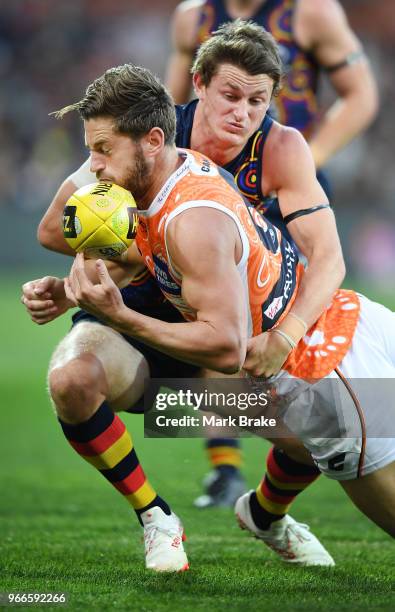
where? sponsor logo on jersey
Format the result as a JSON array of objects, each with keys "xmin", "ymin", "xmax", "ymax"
[
  {"xmin": 264, "ymin": 296, "xmax": 284, "ymax": 320},
  {"xmin": 283, "ymin": 241, "xmax": 297, "ymax": 299},
  {"xmin": 153, "ymin": 254, "xmax": 180, "ymax": 296}
]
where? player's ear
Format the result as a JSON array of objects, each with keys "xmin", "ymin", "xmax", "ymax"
[
  {"xmin": 192, "ymin": 72, "xmax": 205, "ymax": 99},
  {"xmin": 142, "ymin": 128, "xmax": 164, "ymax": 157}
]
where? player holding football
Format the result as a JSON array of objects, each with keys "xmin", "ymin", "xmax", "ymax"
[
  {"xmin": 38, "ymin": 22, "xmax": 348, "ymax": 535},
  {"xmin": 25, "ymin": 39, "xmax": 340, "ymax": 568},
  {"xmin": 22, "ymin": 63, "xmax": 395, "ymax": 549},
  {"xmin": 164, "ymin": 0, "xmax": 378, "ymax": 501}
]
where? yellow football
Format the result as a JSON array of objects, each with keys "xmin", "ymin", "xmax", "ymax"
[{"xmin": 63, "ymin": 182, "xmax": 139, "ymax": 258}]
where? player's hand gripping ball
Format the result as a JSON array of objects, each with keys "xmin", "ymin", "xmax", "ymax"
[{"xmin": 63, "ymin": 181, "xmax": 139, "ymax": 258}]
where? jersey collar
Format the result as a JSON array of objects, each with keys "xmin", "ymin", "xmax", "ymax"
[{"xmin": 137, "ymin": 149, "xmax": 191, "ymax": 219}]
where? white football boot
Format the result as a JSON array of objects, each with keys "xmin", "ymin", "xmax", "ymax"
[
  {"xmin": 141, "ymin": 506, "xmax": 189, "ymax": 572},
  {"xmin": 235, "ymin": 491, "xmax": 335, "ymax": 566}
]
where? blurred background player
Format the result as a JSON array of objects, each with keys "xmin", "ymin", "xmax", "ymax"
[
  {"xmin": 166, "ymin": 0, "xmax": 377, "ymax": 172},
  {"xmin": 164, "ymin": 0, "xmax": 378, "ymax": 505}
]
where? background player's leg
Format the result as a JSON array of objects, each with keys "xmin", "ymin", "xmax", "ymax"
[
  {"xmin": 195, "ymin": 369, "xmax": 246, "ymax": 508},
  {"xmin": 340, "ymin": 461, "xmax": 395, "ymax": 537},
  {"xmin": 195, "ymin": 432, "xmax": 246, "ymax": 509}
]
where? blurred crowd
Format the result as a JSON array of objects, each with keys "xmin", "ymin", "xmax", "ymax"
[
  {"xmin": 1, "ymin": 0, "xmax": 394, "ymax": 283},
  {"xmin": 0, "ymin": 0, "xmax": 177, "ymax": 213}
]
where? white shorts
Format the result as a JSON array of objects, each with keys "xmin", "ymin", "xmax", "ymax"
[{"xmin": 279, "ymin": 295, "xmax": 395, "ymax": 480}]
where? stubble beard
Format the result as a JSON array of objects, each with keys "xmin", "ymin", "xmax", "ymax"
[{"xmin": 123, "ymin": 146, "xmax": 151, "ymax": 202}]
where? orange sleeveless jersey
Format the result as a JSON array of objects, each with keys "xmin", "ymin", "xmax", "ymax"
[{"xmin": 136, "ymin": 149, "xmax": 360, "ymax": 379}]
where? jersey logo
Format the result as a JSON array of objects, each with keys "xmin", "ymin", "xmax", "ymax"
[
  {"xmin": 153, "ymin": 254, "xmax": 180, "ymax": 296},
  {"xmin": 264, "ymin": 296, "xmax": 284, "ymax": 320},
  {"xmin": 190, "ymin": 156, "xmax": 218, "ymax": 177}
]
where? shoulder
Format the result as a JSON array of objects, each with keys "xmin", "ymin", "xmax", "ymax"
[
  {"xmin": 171, "ymin": 0, "xmax": 206, "ymax": 47},
  {"xmin": 298, "ymin": 0, "xmax": 345, "ymax": 25},
  {"xmin": 268, "ymin": 121, "xmax": 311, "ymax": 162},
  {"xmin": 296, "ymin": 0, "xmax": 349, "ymax": 48},
  {"xmin": 167, "ymin": 205, "xmax": 238, "ymax": 259},
  {"xmin": 173, "ymin": 0, "xmax": 205, "ymax": 21},
  {"xmin": 265, "ymin": 122, "xmax": 315, "ymax": 187}
]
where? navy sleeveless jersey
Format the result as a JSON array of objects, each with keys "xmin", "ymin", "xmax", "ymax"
[{"xmin": 176, "ymin": 99, "xmax": 292, "ymax": 241}]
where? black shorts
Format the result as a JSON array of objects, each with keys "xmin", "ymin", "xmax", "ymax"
[{"xmin": 71, "ymin": 296, "xmax": 200, "ymax": 412}]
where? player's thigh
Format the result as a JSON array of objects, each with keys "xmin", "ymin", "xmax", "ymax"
[
  {"xmin": 340, "ymin": 460, "xmax": 395, "ymax": 537},
  {"xmin": 49, "ymin": 321, "xmax": 149, "ymax": 410}
]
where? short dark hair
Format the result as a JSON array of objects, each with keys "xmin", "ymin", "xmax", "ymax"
[
  {"xmin": 192, "ymin": 20, "xmax": 282, "ymax": 95},
  {"xmin": 53, "ymin": 64, "xmax": 176, "ymax": 144}
]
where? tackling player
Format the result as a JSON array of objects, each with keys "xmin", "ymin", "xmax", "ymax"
[
  {"xmin": 164, "ymin": 0, "xmax": 379, "ymax": 500},
  {"xmin": 38, "ymin": 21, "xmax": 348, "ymax": 522},
  {"xmin": 23, "ymin": 63, "xmax": 395, "ymax": 546}
]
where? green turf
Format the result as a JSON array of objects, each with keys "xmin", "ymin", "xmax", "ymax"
[{"xmin": 1, "ymin": 276, "xmax": 394, "ymax": 611}]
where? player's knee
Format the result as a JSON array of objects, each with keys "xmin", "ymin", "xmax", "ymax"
[{"xmin": 48, "ymin": 355, "xmax": 107, "ymax": 419}]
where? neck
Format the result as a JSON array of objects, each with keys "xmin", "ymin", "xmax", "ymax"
[
  {"xmin": 191, "ymin": 103, "xmax": 245, "ymax": 166},
  {"xmin": 137, "ymin": 147, "xmax": 181, "ymax": 211}
]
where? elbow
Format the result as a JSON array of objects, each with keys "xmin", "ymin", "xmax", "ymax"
[
  {"xmin": 357, "ymin": 83, "xmax": 380, "ymax": 129},
  {"xmin": 37, "ymin": 222, "xmax": 53, "ymax": 251},
  {"xmin": 363, "ymin": 89, "xmax": 379, "ymax": 127},
  {"xmin": 334, "ymin": 250, "xmax": 346, "ymax": 286},
  {"xmin": 368, "ymin": 75, "xmax": 380, "ymax": 122},
  {"xmin": 214, "ymin": 338, "xmax": 247, "ymax": 374}
]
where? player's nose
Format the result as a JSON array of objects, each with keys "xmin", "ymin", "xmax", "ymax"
[
  {"xmin": 233, "ymin": 99, "xmax": 248, "ymax": 122},
  {"xmin": 90, "ymin": 152, "xmax": 105, "ymax": 175}
]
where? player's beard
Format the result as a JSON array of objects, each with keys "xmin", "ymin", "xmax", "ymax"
[{"xmin": 123, "ymin": 144, "xmax": 151, "ymax": 201}]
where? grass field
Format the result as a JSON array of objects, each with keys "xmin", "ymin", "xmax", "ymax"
[{"xmin": 1, "ymin": 275, "xmax": 394, "ymax": 611}]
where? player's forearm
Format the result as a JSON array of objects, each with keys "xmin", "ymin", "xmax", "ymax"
[
  {"xmin": 286, "ymin": 249, "xmax": 345, "ymax": 331},
  {"xmin": 37, "ymin": 218, "xmax": 75, "ymax": 255},
  {"xmin": 309, "ymin": 92, "xmax": 378, "ymax": 168},
  {"xmin": 38, "ymin": 179, "xmax": 78, "ymax": 255},
  {"xmin": 110, "ymin": 308, "xmax": 246, "ymax": 374}
]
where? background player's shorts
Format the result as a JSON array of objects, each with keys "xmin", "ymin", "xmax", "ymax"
[{"xmin": 278, "ymin": 295, "xmax": 395, "ymax": 480}]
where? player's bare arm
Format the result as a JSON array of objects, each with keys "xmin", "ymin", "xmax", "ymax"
[
  {"xmin": 164, "ymin": 0, "xmax": 203, "ymax": 104},
  {"xmin": 65, "ymin": 208, "xmax": 248, "ymax": 374},
  {"xmin": 244, "ymin": 125, "xmax": 345, "ymax": 377},
  {"xmin": 295, "ymin": 0, "xmax": 378, "ymax": 167},
  {"xmin": 38, "ymin": 159, "xmax": 95, "ymax": 255},
  {"xmin": 37, "ymin": 177, "xmax": 77, "ymax": 255},
  {"xmin": 268, "ymin": 124, "xmax": 345, "ymax": 326}
]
